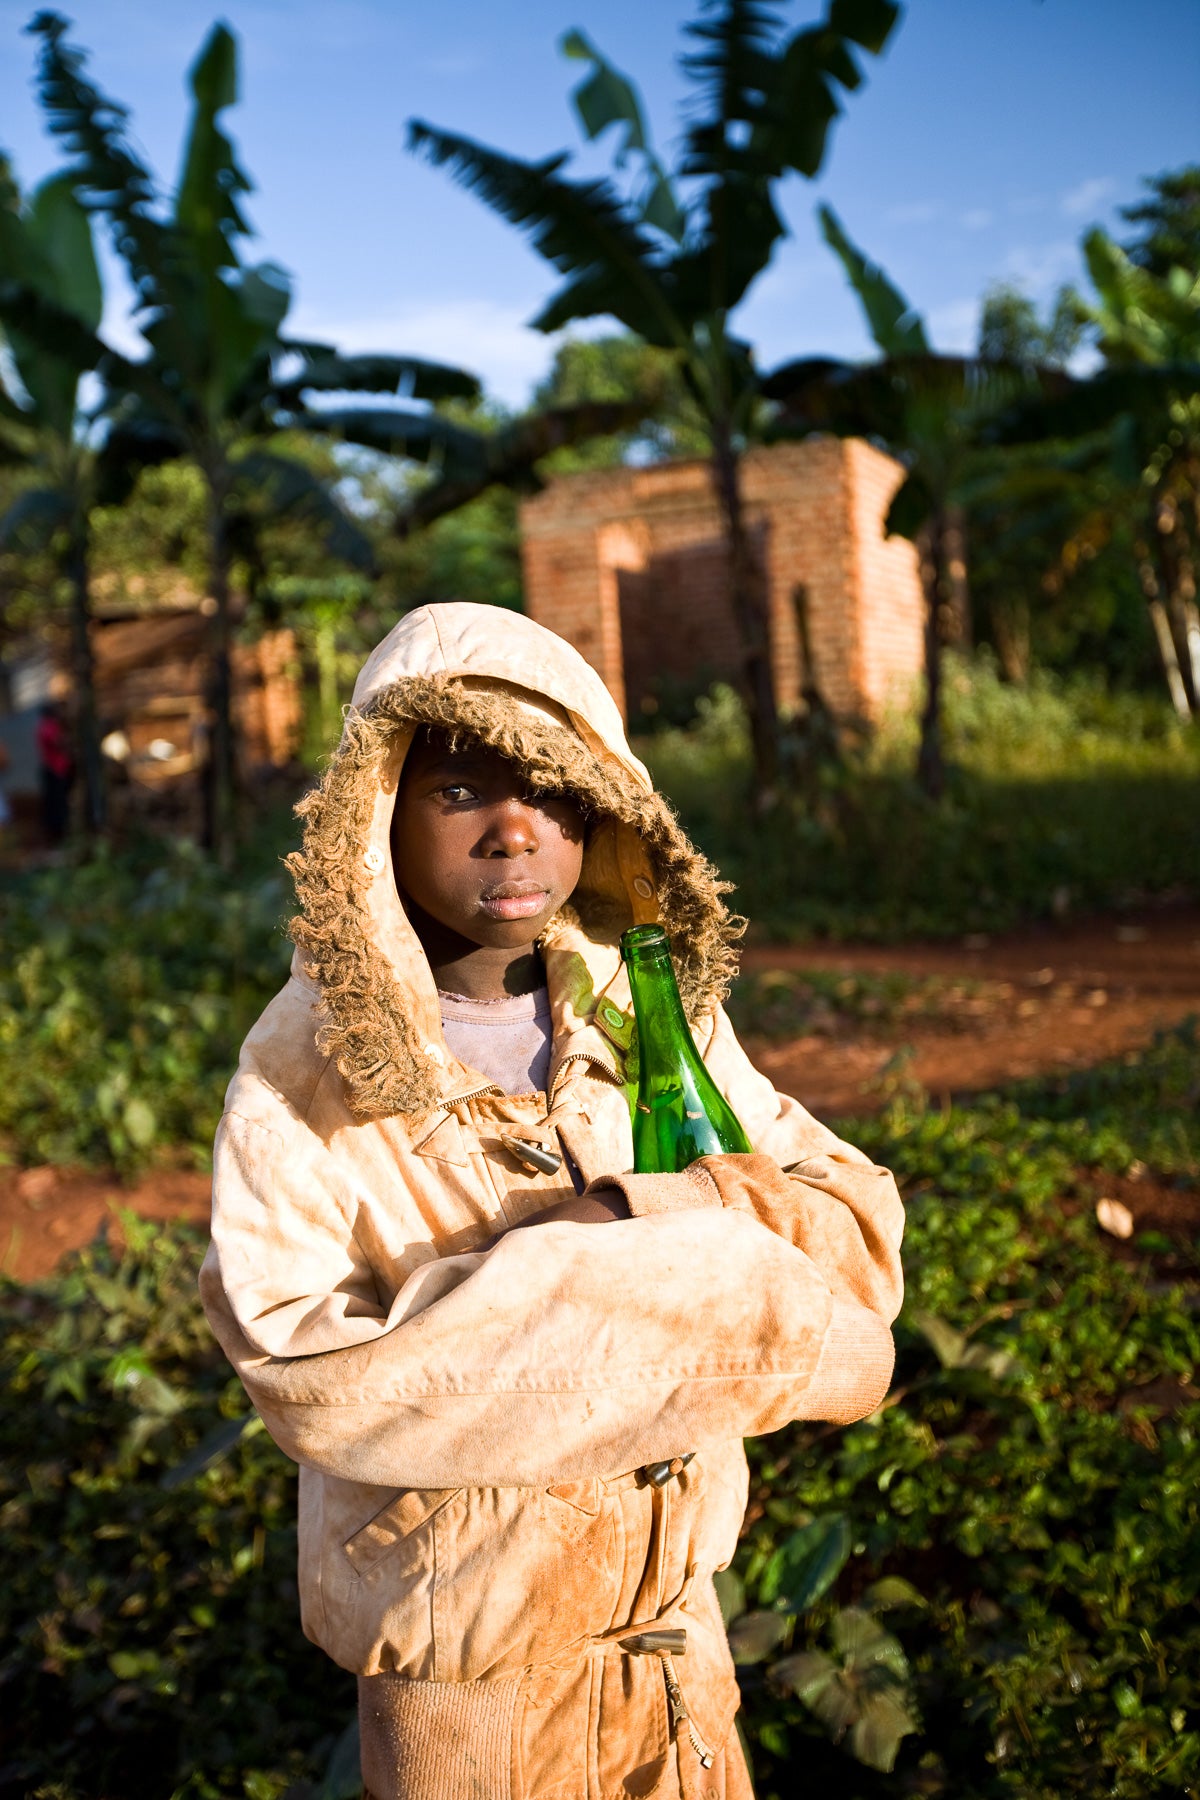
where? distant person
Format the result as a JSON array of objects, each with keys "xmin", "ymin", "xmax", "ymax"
[
  {"xmin": 36, "ymin": 701, "xmax": 74, "ymax": 844},
  {"xmin": 0, "ymin": 738, "xmax": 11, "ymax": 839}
]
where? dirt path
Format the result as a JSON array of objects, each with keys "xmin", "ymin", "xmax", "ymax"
[
  {"xmin": 3, "ymin": 904, "xmax": 1199, "ymax": 1284},
  {"xmin": 740, "ymin": 902, "xmax": 1200, "ymax": 1119}
]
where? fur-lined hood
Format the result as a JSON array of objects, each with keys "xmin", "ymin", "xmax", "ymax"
[{"xmin": 287, "ymin": 602, "xmax": 741, "ymax": 1121}]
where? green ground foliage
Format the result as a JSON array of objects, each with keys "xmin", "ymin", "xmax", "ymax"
[
  {"xmin": 2, "ymin": 1029, "xmax": 1196, "ymax": 1797},
  {"xmin": 0, "ymin": 1215, "xmax": 356, "ymax": 1799},
  {"xmin": 641, "ymin": 660, "xmax": 1200, "ymax": 940},
  {"xmin": 729, "ymin": 1021, "xmax": 1200, "ymax": 1798},
  {"xmin": 0, "ymin": 843, "xmax": 292, "ymax": 1176}
]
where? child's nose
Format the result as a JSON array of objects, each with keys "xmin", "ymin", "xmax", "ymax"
[{"xmin": 482, "ymin": 799, "xmax": 539, "ymax": 856}]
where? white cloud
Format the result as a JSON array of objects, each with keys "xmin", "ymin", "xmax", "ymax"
[
  {"xmin": 885, "ymin": 201, "xmax": 942, "ymax": 227},
  {"xmin": 287, "ymin": 297, "xmax": 558, "ymax": 407},
  {"xmin": 961, "ymin": 209, "xmax": 993, "ymax": 232},
  {"xmin": 1061, "ymin": 176, "xmax": 1116, "ymax": 218},
  {"xmin": 1002, "ymin": 238, "xmax": 1081, "ymax": 295},
  {"xmin": 927, "ymin": 297, "xmax": 979, "ymax": 352}
]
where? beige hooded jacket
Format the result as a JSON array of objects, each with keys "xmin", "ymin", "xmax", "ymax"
[{"xmin": 199, "ymin": 602, "xmax": 905, "ymax": 1800}]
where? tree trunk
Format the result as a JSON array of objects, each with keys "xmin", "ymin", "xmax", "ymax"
[
  {"xmin": 65, "ymin": 518, "xmax": 106, "ymax": 836},
  {"xmin": 709, "ymin": 425, "xmax": 780, "ymax": 799},
  {"xmin": 1137, "ymin": 541, "xmax": 1192, "ymax": 719},
  {"xmin": 203, "ymin": 477, "xmax": 238, "ymax": 864},
  {"xmin": 916, "ymin": 515, "xmax": 948, "ymax": 799},
  {"xmin": 942, "ymin": 504, "xmax": 972, "ymax": 650},
  {"xmin": 1152, "ymin": 495, "xmax": 1200, "ymax": 712},
  {"xmin": 990, "ymin": 593, "xmax": 1030, "ymax": 684},
  {"xmin": 1172, "ymin": 544, "xmax": 1200, "ymax": 709}
]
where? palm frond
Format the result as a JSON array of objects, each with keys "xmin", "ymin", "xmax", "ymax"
[
  {"xmin": 396, "ymin": 397, "xmax": 655, "ymax": 533},
  {"xmin": 562, "ymin": 29, "xmax": 687, "ymax": 244},
  {"xmin": 681, "ymin": 0, "xmax": 782, "ymax": 168},
  {"xmin": 272, "ymin": 351, "xmax": 479, "ymax": 408},
  {"xmin": 230, "ymin": 449, "xmax": 374, "ymax": 569},
  {"xmin": 673, "ymin": 176, "xmax": 785, "ymax": 317},
  {"xmin": 818, "ymin": 204, "xmax": 929, "ymax": 357},
  {"xmin": 27, "ymin": 12, "xmax": 183, "ymax": 320},
  {"xmin": 25, "ymin": 173, "xmax": 103, "ymax": 331},
  {"xmin": 287, "ymin": 403, "xmax": 489, "ymax": 475},
  {"xmin": 174, "ymin": 24, "xmax": 252, "ymax": 282},
  {"xmin": 407, "ymin": 121, "xmax": 684, "ymax": 349},
  {"xmin": 988, "ymin": 363, "xmax": 1197, "ymax": 448},
  {"xmin": 682, "ymin": 0, "xmax": 899, "ymax": 184}
]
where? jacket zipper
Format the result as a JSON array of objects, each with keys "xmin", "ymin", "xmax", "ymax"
[
  {"xmin": 547, "ymin": 1049, "xmax": 622, "ymax": 1106},
  {"xmin": 659, "ymin": 1652, "xmax": 715, "ymax": 1769}
]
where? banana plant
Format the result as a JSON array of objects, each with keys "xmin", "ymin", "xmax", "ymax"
[
  {"xmin": 764, "ymin": 205, "xmax": 1053, "ymax": 798},
  {"xmin": 1063, "ymin": 231, "xmax": 1200, "ymax": 714},
  {"xmin": 980, "ymin": 233, "xmax": 1200, "ymax": 720},
  {"xmin": 0, "ymin": 155, "xmax": 109, "ymax": 832},
  {"xmin": 26, "ymin": 13, "xmax": 666, "ymax": 854},
  {"xmin": 27, "ymin": 12, "xmax": 481, "ymax": 859},
  {"xmin": 408, "ymin": 0, "xmax": 902, "ymax": 798}
]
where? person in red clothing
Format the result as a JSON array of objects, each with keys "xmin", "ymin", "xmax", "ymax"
[{"xmin": 35, "ymin": 700, "xmax": 75, "ymax": 844}]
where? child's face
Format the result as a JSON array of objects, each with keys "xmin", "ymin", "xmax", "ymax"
[{"xmin": 391, "ymin": 733, "xmax": 586, "ymax": 953}]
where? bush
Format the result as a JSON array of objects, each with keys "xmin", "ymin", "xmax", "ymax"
[
  {"xmin": 730, "ymin": 1024, "xmax": 1200, "ymax": 1798},
  {"xmin": 0, "ymin": 1215, "xmax": 355, "ymax": 1798},
  {"xmin": 0, "ymin": 842, "xmax": 293, "ymax": 1175},
  {"xmin": 641, "ymin": 661, "xmax": 1200, "ymax": 939}
]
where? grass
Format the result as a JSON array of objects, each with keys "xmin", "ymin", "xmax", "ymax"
[{"xmin": 640, "ymin": 660, "xmax": 1200, "ymax": 941}]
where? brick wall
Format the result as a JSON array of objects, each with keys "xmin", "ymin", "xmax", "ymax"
[{"xmin": 520, "ymin": 439, "xmax": 924, "ymax": 725}]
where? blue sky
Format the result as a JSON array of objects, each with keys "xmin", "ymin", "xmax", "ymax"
[{"xmin": 1, "ymin": 0, "xmax": 1197, "ymax": 404}]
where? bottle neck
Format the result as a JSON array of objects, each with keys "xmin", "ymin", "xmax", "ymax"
[{"xmin": 624, "ymin": 949, "xmax": 696, "ymax": 1073}]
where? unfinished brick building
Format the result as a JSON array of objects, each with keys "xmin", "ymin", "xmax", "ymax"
[{"xmin": 520, "ymin": 438, "xmax": 925, "ymax": 725}]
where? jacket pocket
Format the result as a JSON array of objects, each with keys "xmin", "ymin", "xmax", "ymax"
[
  {"xmin": 433, "ymin": 1481, "xmax": 620, "ymax": 1682},
  {"xmin": 343, "ymin": 1486, "xmax": 460, "ymax": 1577}
]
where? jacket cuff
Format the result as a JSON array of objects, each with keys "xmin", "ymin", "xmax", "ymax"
[
  {"xmin": 689, "ymin": 1151, "xmax": 796, "ymax": 1213},
  {"xmin": 583, "ymin": 1162, "xmax": 723, "ymax": 1218},
  {"xmin": 802, "ymin": 1298, "xmax": 896, "ymax": 1423}
]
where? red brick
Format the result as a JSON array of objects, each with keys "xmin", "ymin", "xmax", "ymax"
[{"xmin": 520, "ymin": 441, "xmax": 924, "ymax": 724}]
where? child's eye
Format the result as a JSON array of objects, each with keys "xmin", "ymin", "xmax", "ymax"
[{"xmin": 439, "ymin": 783, "xmax": 476, "ymax": 804}]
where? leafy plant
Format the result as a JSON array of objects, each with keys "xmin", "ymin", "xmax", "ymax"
[
  {"xmin": 0, "ymin": 153, "xmax": 109, "ymax": 830},
  {"xmin": 0, "ymin": 1216, "xmax": 356, "ymax": 1797},
  {"xmin": 730, "ymin": 1023, "xmax": 1200, "ymax": 1796},
  {"xmin": 0, "ymin": 839, "xmax": 292, "ymax": 1174},
  {"xmin": 25, "ymin": 12, "xmax": 480, "ymax": 857}
]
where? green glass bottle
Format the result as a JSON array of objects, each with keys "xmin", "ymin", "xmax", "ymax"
[{"xmin": 621, "ymin": 924, "xmax": 752, "ymax": 1173}]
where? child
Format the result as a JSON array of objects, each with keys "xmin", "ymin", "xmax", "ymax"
[{"xmin": 201, "ymin": 602, "xmax": 904, "ymax": 1800}]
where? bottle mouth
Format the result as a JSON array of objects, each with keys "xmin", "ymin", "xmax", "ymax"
[{"xmin": 621, "ymin": 923, "xmax": 670, "ymax": 962}]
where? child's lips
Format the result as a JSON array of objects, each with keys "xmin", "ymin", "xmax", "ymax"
[{"xmin": 479, "ymin": 881, "xmax": 550, "ymax": 920}]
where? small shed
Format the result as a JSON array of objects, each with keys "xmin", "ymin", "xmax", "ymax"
[
  {"xmin": 519, "ymin": 438, "xmax": 926, "ymax": 725},
  {"xmin": 92, "ymin": 610, "xmax": 302, "ymax": 788}
]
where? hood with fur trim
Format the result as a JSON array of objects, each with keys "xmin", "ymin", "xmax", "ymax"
[{"xmin": 286, "ymin": 602, "xmax": 742, "ymax": 1122}]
